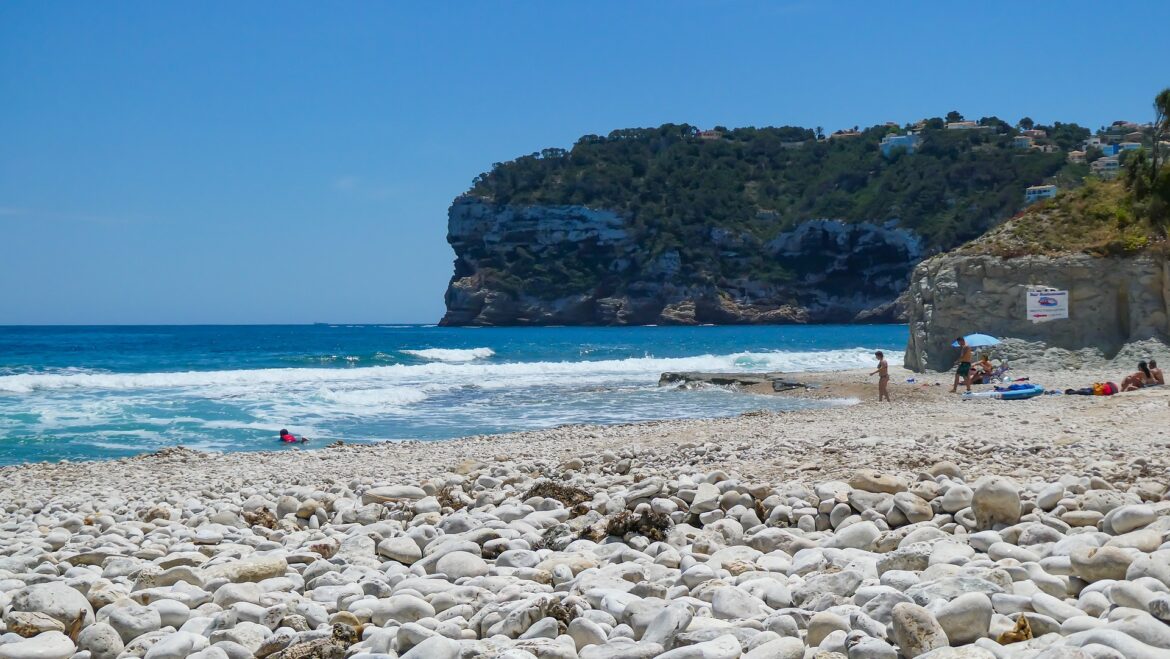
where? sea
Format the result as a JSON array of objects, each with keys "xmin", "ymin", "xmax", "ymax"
[{"xmin": 0, "ymin": 324, "xmax": 906, "ymax": 466}]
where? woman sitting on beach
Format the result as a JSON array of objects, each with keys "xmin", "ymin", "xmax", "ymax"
[
  {"xmin": 1121, "ymin": 361, "xmax": 1155, "ymax": 392},
  {"xmin": 969, "ymin": 355, "xmax": 995, "ymax": 384}
]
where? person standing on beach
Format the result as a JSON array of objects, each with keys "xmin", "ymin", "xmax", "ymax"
[
  {"xmin": 870, "ymin": 351, "xmax": 891, "ymax": 402},
  {"xmin": 951, "ymin": 336, "xmax": 973, "ymax": 393}
]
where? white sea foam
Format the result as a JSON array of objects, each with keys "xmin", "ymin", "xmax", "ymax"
[
  {"xmin": 0, "ymin": 348, "xmax": 900, "ymax": 395},
  {"xmin": 401, "ymin": 347, "xmax": 496, "ymax": 362},
  {"xmin": 313, "ymin": 386, "xmax": 430, "ymax": 407}
]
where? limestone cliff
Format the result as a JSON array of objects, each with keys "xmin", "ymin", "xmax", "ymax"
[
  {"xmin": 904, "ymin": 252, "xmax": 1170, "ymax": 371},
  {"xmin": 441, "ymin": 196, "xmax": 924, "ymax": 326}
]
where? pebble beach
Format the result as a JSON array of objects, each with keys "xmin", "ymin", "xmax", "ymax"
[{"xmin": 2, "ymin": 366, "xmax": 1169, "ymax": 659}]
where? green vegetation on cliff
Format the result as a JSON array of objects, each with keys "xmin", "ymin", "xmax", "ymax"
[
  {"xmin": 965, "ymin": 89, "xmax": 1170, "ymax": 258},
  {"xmin": 965, "ymin": 179, "xmax": 1163, "ymax": 257},
  {"xmin": 469, "ymin": 120, "xmax": 1083, "ymax": 253}
]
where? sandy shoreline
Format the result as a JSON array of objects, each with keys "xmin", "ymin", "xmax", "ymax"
[{"xmin": 5, "ymin": 365, "xmax": 1167, "ymax": 502}]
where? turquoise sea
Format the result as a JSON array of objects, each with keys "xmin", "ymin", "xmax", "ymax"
[{"xmin": 0, "ymin": 325, "xmax": 906, "ymax": 465}]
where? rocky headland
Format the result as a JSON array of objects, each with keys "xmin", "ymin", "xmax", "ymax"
[
  {"xmin": 905, "ymin": 181, "xmax": 1170, "ymax": 372},
  {"xmin": 442, "ymin": 197, "xmax": 919, "ymax": 326},
  {"xmin": 2, "ymin": 367, "xmax": 1170, "ymax": 659},
  {"xmin": 440, "ymin": 121, "xmax": 1079, "ymax": 326}
]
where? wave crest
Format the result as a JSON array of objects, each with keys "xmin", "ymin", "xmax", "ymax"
[{"xmin": 401, "ymin": 347, "xmax": 495, "ymax": 362}]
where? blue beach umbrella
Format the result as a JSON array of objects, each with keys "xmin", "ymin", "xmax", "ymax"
[{"xmin": 952, "ymin": 333, "xmax": 1001, "ymax": 348}]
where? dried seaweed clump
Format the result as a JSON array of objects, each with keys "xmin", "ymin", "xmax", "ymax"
[
  {"xmin": 436, "ymin": 484, "xmax": 466, "ymax": 511},
  {"xmin": 531, "ymin": 523, "xmax": 574, "ymax": 551},
  {"xmin": 243, "ymin": 507, "xmax": 278, "ymax": 529},
  {"xmin": 997, "ymin": 615, "xmax": 1033, "ymax": 644},
  {"xmin": 582, "ymin": 510, "xmax": 674, "ymax": 543},
  {"xmin": 524, "ymin": 480, "xmax": 592, "ymax": 508},
  {"xmin": 538, "ymin": 597, "xmax": 580, "ymax": 630}
]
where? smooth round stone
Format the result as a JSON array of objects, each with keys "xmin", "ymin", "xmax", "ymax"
[
  {"xmin": 846, "ymin": 635, "xmax": 897, "ymax": 659},
  {"xmin": 0, "ymin": 631, "xmax": 76, "ymax": 659},
  {"xmin": 743, "ymin": 636, "xmax": 804, "ymax": 659},
  {"xmin": 940, "ymin": 485, "xmax": 974, "ymax": 514},
  {"xmin": 434, "ymin": 551, "xmax": 488, "ymax": 579},
  {"xmin": 363, "ymin": 595, "xmax": 435, "ymax": 625},
  {"xmin": 972, "ymin": 477, "xmax": 1021, "ymax": 530},
  {"xmin": 1105, "ymin": 529, "xmax": 1162, "ymax": 552},
  {"xmin": 1107, "ymin": 505, "xmax": 1155, "ymax": 534},
  {"xmin": 1017, "ymin": 523, "xmax": 1064, "ymax": 546},
  {"xmin": 640, "ymin": 604, "xmax": 692, "ymax": 647},
  {"xmin": 807, "ymin": 611, "xmax": 849, "ymax": 646},
  {"xmin": 7, "ymin": 583, "xmax": 96, "ymax": 628},
  {"xmin": 893, "ymin": 492, "xmax": 934, "ymax": 524},
  {"xmin": 1070, "ymin": 546, "xmax": 1134, "ymax": 582},
  {"xmin": 849, "ymin": 470, "xmax": 907, "ymax": 494},
  {"xmin": 377, "ymin": 536, "xmax": 423, "ymax": 565},
  {"xmin": 891, "ymin": 603, "xmax": 949, "ymax": 657},
  {"xmin": 830, "ymin": 521, "xmax": 880, "ymax": 550},
  {"xmin": 142, "ymin": 631, "xmax": 209, "ymax": 659},
  {"xmin": 104, "ymin": 601, "xmax": 162, "ymax": 644},
  {"xmin": 77, "ymin": 622, "xmax": 124, "ymax": 659},
  {"xmin": 656, "ymin": 633, "xmax": 741, "ymax": 659},
  {"xmin": 1079, "ymin": 491, "xmax": 1140, "ymax": 515},
  {"xmin": 568, "ymin": 617, "xmax": 607, "ymax": 651},
  {"xmin": 1031, "ymin": 592, "xmax": 1083, "ymax": 622},
  {"xmin": 147, "ymin": 599, "xmax": 190, "ymax": 629},
  {"xmin": 1062, "ymin": 511, "xmax": 1104, "ymax": 527},
  {"xmin": 934, "ymin": 592, "xmax": 992, "ymax": 645},
  {"xmin": 988, "ymin": 542, "xmax": 1040, "ymax": 563},
  {"xmin": 1036, "ymin": 483, "xmax": 1065, "ymax": 511}
]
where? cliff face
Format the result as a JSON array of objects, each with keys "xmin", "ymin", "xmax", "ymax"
[
  {"xmin": 441, "ymin": 196, "xmax": 924, "ymax": 326},
  {"xmin": 904, "ymin": 252, "xmax": 1170, "ymax": 371}
]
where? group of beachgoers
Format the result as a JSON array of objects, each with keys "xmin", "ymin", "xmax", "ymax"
[
  {"xmin": 949, "ymin": 336, "xmax": 998, "ymax": 394},
  {"xmin": 1120, "ymin": 359, "xmax": 1165, "ymax": 391},
  {"xmin": 866, "ymin": 339, "xmax": 1001, "ymax": 403},
  {"xmin": 869, "ymin": 335, "xmax": 1166, "ymax": 402}
]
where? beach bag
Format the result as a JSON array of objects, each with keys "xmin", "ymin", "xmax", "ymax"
[{"xmin": 1092, "ymin": 383, "xmax": 1105, "ymax": 396}]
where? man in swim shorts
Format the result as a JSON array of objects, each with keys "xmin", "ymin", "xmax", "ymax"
[
  {"xmin": 951, "ymin": 336, "xmax": 973, "ymax": 393},
  {"xmin": 870, "ymin": 350, "xmax": 891, "ymax": 402}
]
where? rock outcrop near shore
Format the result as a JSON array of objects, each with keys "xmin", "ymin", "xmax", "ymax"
[
  {"xmin": 2, "ymin": 446, "xmax": 1169, "ymax": 658},
  {"xmin": 441, "ymin": 196, "xmax": 921, "ymax": 326},
  {"xmin": 904, "ymin": 252, "xmax": 1170, "ymax": 372}
]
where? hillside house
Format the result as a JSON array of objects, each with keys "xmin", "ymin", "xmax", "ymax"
[
  {"xmin": 697, "ymin": 130, "xmax": 723, "ymax": 140},
  {"xmin": 1091, "ymin": 157, "xmax": 1120, "ymax": 178},
  {"xmin": 1024, "ymin": 185, "xmax": 1057, "ymax": 205},
  {"xmin": 1118, "ymin": 142, "xmax": 1143, "ymax": 152},
  {"xmin": 1067, "ymin": 150, "xmax": 1086, "ymax": 163},
  {"xmin": 945, "ymin": 121, "xmax": 981, "ymax": 130},
  {"xmin": 1022, "ymin": 129, "xmax": 1047, "ymax": 139},
  {"xmin": 879, "ymin": 133, "xmax": 920, "ymax": 157},
  {"xmin": 1013, "ymin": 135, "xmax": 1034, "ymax": 149}
]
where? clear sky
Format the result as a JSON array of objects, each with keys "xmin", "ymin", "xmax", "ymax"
[{"xmin": 2, "ymin": 1, "xmax": 1168, "ymax": 324}]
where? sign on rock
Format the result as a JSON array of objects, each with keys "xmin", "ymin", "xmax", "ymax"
[{"xmin": 1026, "ymin": 289, "xmax": 1068, "ymax": 323}]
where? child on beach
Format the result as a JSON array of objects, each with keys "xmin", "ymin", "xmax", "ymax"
[{"xmin": 870, "ymin": 350, "xmax": 891, "ymax": 402}]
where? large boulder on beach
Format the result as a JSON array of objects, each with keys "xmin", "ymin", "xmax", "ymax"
[
  {"xmin": 892, "ymin": 603, "xmax": 949, "ymax": 657},
  {"xmin": 7, "ymin": 582, "xmax": 94, "ymax": 628},
  {"xmin": 0, "ymin": 631, "xmax": 77, "ymax": 659},
  {"xmin": 971, "ymin": 477, "xmax": 1020, "ymax": 529}
]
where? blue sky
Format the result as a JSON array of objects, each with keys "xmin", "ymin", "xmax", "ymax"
[{"xmin": 2, "ymin": 1, "xmax": 1168, "ymax": 324}]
